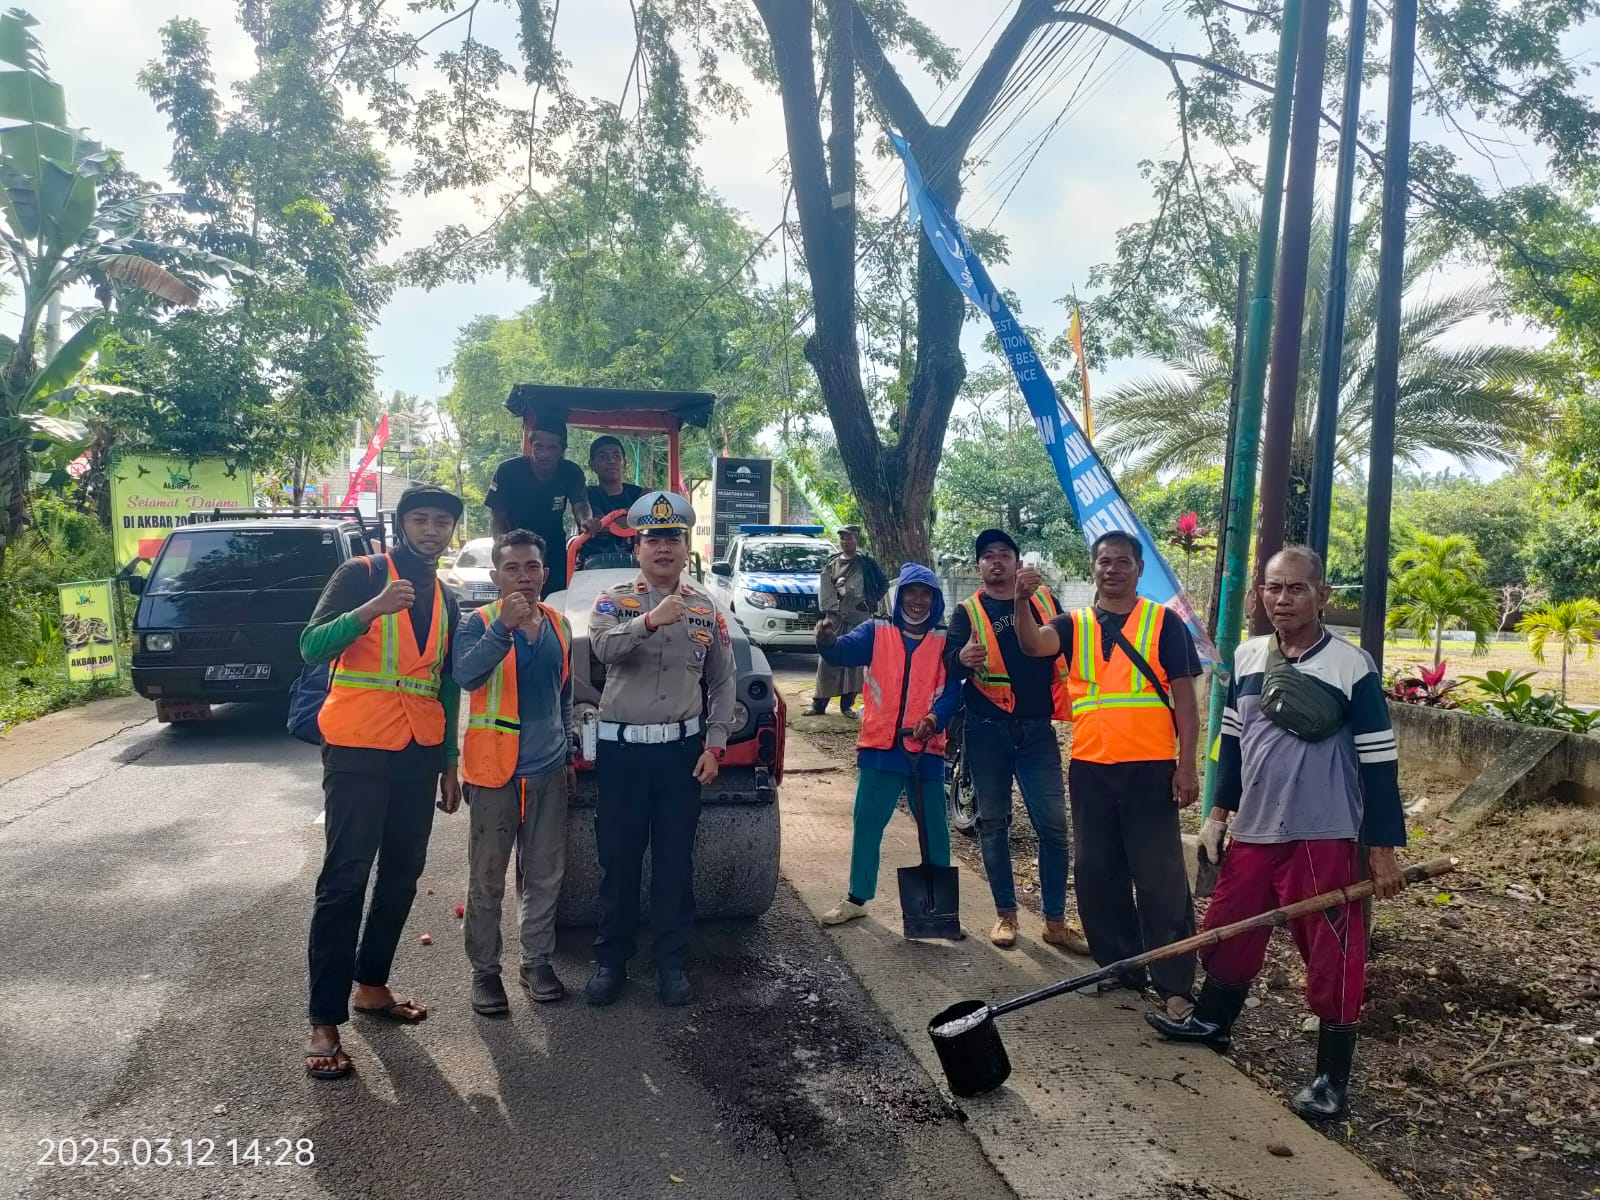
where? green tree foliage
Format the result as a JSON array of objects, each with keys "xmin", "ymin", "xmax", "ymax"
[
  {"xmin": 1391, "ymin": 474, "xmax": 1536, "ymax": 590},
  {"xmin": 1387, "ymin": 533, "xmax": 1498, "ymax": 665},
  {"xmin": 933, "ymin": 363, "xmax": 1088, "ymax": 575},
  {"xmin": 1518, "ymin": 597, "xmax": 1600, "ymax": 700},
  {"xmin": 0, "ymin": 11, "xmax": 234, "ymax": 558},
  {"xmin": 110, "ymin": 8, "xmax": 396, "ymax": 499}
]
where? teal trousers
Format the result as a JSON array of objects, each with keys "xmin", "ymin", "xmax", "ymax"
[{"xmin": 848, "ymin": 766, "xmax": 951, "ymax": 901}]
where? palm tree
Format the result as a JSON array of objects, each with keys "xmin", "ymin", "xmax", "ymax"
[
  {"xmin": 1388, "ymin": 573, "xmax": 1499, "ymax": 667},
  {"xmin": 1387, "ymin": 533, "xmax": 1498, "ymax": 666},
  {"xmin": 1392, "ymin": 532, "xmax": 1486, "ymax": 588},
  {"xmin": 1518, "ymin": 598, "xmax": 1600, "ymax": 700},
  {"xmin": 1095, "ymin": 213, "xmax": 1566, "ymax": 526}
]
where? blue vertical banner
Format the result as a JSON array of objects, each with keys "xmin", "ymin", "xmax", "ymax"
[{"xmin": 892, "ymin": 133, "xmax": 1219, "ymax": 662}]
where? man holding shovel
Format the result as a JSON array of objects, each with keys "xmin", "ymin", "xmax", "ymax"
[
  {"xmin": 813, "ymin": 564, "xmax": 962, "ymax": 928},
  {"xmin": 1147, "ymin": 545, "xmax": 1406, "ymax": 1120}
]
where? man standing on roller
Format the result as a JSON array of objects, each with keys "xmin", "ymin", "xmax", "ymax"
[
  {"xmin": 584, "ymin": 491, "xmax": 735, "ymax": 1008},
  {"xmin": 944, "ymin": 529, "xmax": 1088, "ymax": 954},
  {"xmin": 1147, "ymin": 545, "xmax": 1405, "ymax": 1120}
]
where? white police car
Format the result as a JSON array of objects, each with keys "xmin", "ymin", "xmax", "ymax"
[{"xmin": 710, "ymin": 525, "xmax": 833, "ymax": 649}]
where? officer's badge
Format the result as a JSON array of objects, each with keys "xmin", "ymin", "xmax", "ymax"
[
  {"xmin": 619, "ymin": 596, "xmax": 641, "ymax": 610},
  {"xmin": 593, "ymin": 595, "xmax": 617, "ymax": 616},
  {"xmin": 717, "ymin": 613, "xmax": 731, "ymax": 646},
  {"xmin": 690, "ymin": 627, "xmax": 712, "ymax": 645},
  {"xmin": 693, "ymin": 645, "xmax": 707, "ymax": 661},
  {"xmin": 651, "ymin": 494, "xmax": 674, "ymax": 523},
  {"xmin": 634, "ymin": 580, "xmax": 648, "ymax": 593},
  {"xmin": 688, "ymin": 603, "xmax": 711, "ymax": 616}
]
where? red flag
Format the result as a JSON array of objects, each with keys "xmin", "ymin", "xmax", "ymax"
[{"xmin": 342, "ymin": 414, "xmax": 390, "ymax": 506}]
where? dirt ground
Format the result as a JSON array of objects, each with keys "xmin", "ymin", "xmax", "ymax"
[{"xmin": 790, "ymin": 704, "xmax": 1600, "ymax": 1200}]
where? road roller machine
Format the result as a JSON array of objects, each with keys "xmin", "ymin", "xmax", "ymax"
[{"xmin": 503, "ymin": 383, "xmax": 785, "ymax": 925}]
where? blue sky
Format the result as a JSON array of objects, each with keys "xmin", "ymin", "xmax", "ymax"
[{"xmin": 39, "ymin": 0, "xmax": 1548, "ymax": 463}]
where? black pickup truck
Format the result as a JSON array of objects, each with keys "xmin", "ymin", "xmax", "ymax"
[{"xmin": 129, "ymin": 509, "xmax": 384, "ymax": 721}]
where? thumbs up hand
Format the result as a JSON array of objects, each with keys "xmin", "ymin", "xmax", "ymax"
[{"xmin": 958, "ymin": 627, "xmax": 986, "ymax": 669}]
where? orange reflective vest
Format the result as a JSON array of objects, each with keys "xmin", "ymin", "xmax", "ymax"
[
  {"xmin": 860, "ymin": 620, "xmax": 948, "ymax": 756},
  {"xmin": 962, "ymin": 588, "xmax": 1072, "ymax": 721},
  {"xmin": 1066, "ymin": 599, "xmax": 1176, "ymax": 764},
  {"xmin": 318, "ymin": 556, "xmax": 449, "ymax": 751},
  {"xmin": 462, "ymin": 599, "xmax": 572, "ymax": 788}
]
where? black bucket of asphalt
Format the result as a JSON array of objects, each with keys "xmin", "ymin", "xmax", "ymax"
[{"xmin": 928, "ymin": 1000, "xmax": 1010, "ymax": 1097}]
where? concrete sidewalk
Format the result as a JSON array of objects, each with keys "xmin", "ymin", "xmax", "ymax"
[{"xmin": 778, "ymin": 734, "xmax": 1403, "ymax": 1200}]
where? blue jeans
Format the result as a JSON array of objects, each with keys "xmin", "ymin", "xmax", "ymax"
[{"xmin": 967, "ymin": 716, "xmax": 1070, "ymax": 919}]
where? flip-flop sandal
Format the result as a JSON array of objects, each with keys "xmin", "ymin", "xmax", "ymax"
[
  {"xmin": 304, "ymin": 1045, "xmax": 353, "ymax": 1081},
  {"xmin": 354, "ymin": 998, "xmax": 428, "ymax": 1023}
]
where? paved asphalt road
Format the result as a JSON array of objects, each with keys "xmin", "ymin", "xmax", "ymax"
[{"xmin": 0, "ymin": 662, "xmax": 1010, "ymax": 1200}]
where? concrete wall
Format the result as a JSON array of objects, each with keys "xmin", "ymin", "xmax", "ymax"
[{"xmin": 1388, "ymin": 701, "xmax": 1600, "ymax": 810}]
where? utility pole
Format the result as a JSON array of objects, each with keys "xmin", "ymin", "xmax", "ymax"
[
  {"xmin": 1307, "ymin": 0, "xmax": 1370, "ymax": 560},
  {"xmin": 1202, "ymin": 0, "xmax": 1306, "ymax": 816},
  {"xmin": 1360, "ymin": 0, "xmax": 1417, "ymax": 667},
  {"xmin": 1252, "ymin": 0, "xmax": 1332, "ymax": 633},
  {"xmin": 1207, "ymin": 251, "xmax": 1251, "ymax": 642}
]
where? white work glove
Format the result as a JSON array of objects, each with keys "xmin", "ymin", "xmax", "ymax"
[{"xmin": 1198, "ymin": 813, "xmax": 1227, "ymax": 868}]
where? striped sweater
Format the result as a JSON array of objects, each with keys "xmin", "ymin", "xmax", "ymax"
[{"xmin": 1215, "ymin": 630, "xmax": 1405, "ymax": 847}]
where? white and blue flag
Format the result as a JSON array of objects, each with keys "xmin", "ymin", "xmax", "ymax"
[{"xmin": 892, "ymin": 132, "xmax": 1218, "ymax": 663}]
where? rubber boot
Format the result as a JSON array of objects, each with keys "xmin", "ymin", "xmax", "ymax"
[
  {"xmin": 1144, "ymin": 978, "xmax": 1249, "ymax": 1051},
  {"xmin": 1291, "ymin": 1022, "xmax": 1358, "ymax": 1119}
]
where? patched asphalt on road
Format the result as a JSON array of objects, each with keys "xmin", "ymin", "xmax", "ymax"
[{"xmin": 2, "ymin": 701, "xmax": 1009, "ymax": 1200}]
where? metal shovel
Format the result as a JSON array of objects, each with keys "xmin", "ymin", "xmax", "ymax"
[
  {"xmin": 896, "ymin": 730, "xmax": 962, "ymax": 941},
  {"xmin": 927, "ymin": 855, "xmax": 1460, "ymax": 1097}
]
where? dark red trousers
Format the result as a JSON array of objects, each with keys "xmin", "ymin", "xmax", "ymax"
[{"xmin": 1201, "ymin": 839, "xmax": 1365, "ymax": 1025}]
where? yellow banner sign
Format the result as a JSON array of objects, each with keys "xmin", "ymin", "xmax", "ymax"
[
  {"xmin": 57, "ymin": 580, "xmax": 119, "ymax": 683},
  {"xmin": 110, "ymin": 452, "xmax": 253, "ymax": 568}
]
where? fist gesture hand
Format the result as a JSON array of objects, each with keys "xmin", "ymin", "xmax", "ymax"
[
  {"xmin": 1016, "ymin": 566, "xmax": 1043, "ymax": 598},
  {"xmin": 500, "ymin": 591, "xmax": 534, "ymax": 631},
  {"xmin": 366, "ymin": 578, "xmax": 415, "ymax": 619},
  {"xmin": 815, "ymin": 614, "xmax": 840, "ymax": 645},
  {"xmin": 650, "ymin": 594, "xmax": 686, "ymax": 627}
]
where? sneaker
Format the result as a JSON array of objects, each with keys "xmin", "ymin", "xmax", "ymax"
[
  {"xmin": 990, "ymin": 912, "xmax": 1019, "ymax": 948},
  {"xmin": 820, "ymin": 898, "xmax": 867, "ymax": 926},
  {"xmin": 1042, "ymin": 919, "xmax": 1092, "ymax": 955}
]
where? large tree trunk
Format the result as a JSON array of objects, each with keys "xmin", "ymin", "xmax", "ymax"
[{"xmin": 753, "ymin": 0, "xmax": 1047, "ymax": 571}]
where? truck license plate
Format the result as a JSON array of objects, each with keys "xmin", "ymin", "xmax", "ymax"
[{"xmin": 205, "ymin": 664, "xmax": 270, "ymax": 681}]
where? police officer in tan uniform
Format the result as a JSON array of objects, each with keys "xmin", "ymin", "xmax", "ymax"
[{"xmin": 585, "ymin": 491, "xmax": 736, "ymax": 1007}]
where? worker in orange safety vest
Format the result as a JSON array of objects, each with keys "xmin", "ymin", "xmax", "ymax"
[
  {"xmin": 1014, "ymin": 530, "xmax": 1204, "ymax": 1023},
  {"xmin": 300, "ymin": 485, "xmax": 465, "ymax": 1082},
  {"xmin": 453, "ymin": 529, "xmax": 574, "ymax": 1016},
  {"xmin": 944, "ymin": 529, "xmax": 1088, "ymax": 953}
]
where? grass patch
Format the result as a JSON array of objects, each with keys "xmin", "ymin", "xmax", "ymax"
[{"xmin": 0, "ymin": 656, "xmax": 131, "ymax": 735}]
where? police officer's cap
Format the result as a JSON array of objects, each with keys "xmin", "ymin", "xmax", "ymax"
[{"xmin": 628, "ymin": 490, "xmax": 694, "ymax": 536}]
